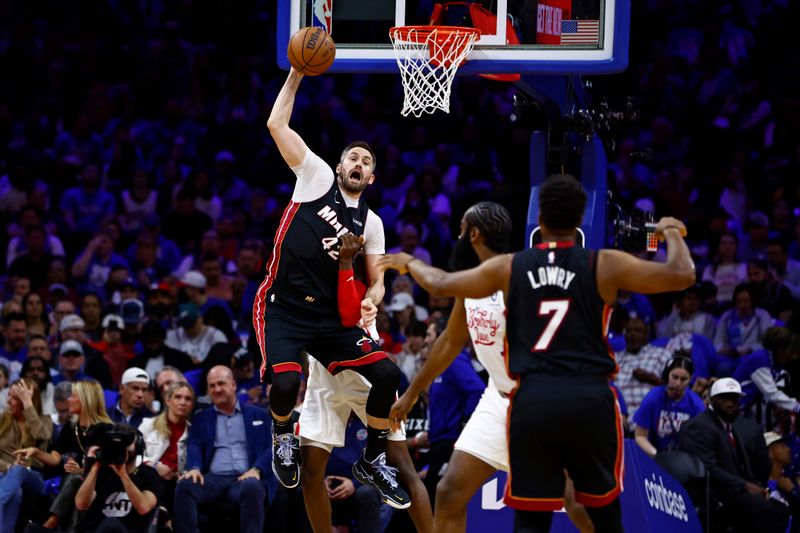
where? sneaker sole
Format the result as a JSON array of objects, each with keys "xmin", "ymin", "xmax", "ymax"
[
  {"xmin": 352, "ymin": 462, "xmax": 411, "ymax": 510},
  {"xmin": 272, "ymin": 459, "xmax": 301, "ymax": 489}
]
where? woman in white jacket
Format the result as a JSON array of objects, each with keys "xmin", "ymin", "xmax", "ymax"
[{"xmin": 138, "ymin": 380, "xmax": 194, "ymax": 511}]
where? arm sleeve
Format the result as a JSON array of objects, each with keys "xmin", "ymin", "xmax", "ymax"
[
  {"xmin": 751, "ymin": 367, "xmax": 800, "ymax": 412},
  {"xmin": 290, "ymin": 149, "xmax": 335, "ymax": 203},
  {"xmin": 338, "ymin": 269, "xmax": 363, "ymax": 327}
]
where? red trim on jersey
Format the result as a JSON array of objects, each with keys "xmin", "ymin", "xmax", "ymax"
[
  {"xmin": 601, "ymin": 304, "xmax": 620, "ymax": 377},
  {"xmin": 272, "ymin": 362, "xmax": 303, "ymax": 375},
  {"xmin": 574, "ymin": 384, "xmax": 625, "ymax": 507},
  {"xmin": 534, "ymin": 241, "xmax": 575, "ymax": 250},
  {"xmin": 326, "ymin": 351, "xmax": 388, "ymax": 374},
  {"xmin": 253, "ymin": 201, "xmax": 301, "ymax": 380},
  {"xmin": 503, "ymin": 383, "xmax": 565, "ymax": 511}
]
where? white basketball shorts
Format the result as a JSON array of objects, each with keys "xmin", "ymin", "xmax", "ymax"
[{"xmin": 454, "ymin": 382, "xmax": 510, "ymax": 472}]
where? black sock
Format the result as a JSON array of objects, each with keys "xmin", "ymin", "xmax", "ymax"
[
  {"xmin": 272, "ymin": 416, "xmax": 293, "ymax": 436},
  {"xmin": 585, "ymin": 498, "xmax": 623, "ymax": 533},
  {"xmin": 514, "ymin": 510, "xmax": 553, "ymax": 533},
  {"xmin": 365, "ymin": 426, "xmax": 389, "ymax": 461}
]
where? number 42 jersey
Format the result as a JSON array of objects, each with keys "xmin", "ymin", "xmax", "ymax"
[{"xmin": 506, "ymin": 242, "xmax": 617, "ymax": 378}]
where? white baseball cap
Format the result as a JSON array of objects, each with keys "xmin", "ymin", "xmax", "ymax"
[
  {"xmin": 710, "ymin": 377, "xmax": 745, "ymax": 398},
  {"xmin": 59, "ymin": 339, "xmax": 85, "ymax": 357},
  {"xmin": 121, "ymin": 367, "xmax": 150, "ymax": 386},
  {"xmin": 102, "ymin": 314, "xmax": 125, "ymax": 330},
  {"xmin": 181, "ymin": 271, "xmax": 207, "ymax": 289},
  {"xmin": 764, "ymin": 432, "xmax": 786, "ymax": 448},
  {"xmin": 387, "ymin": 292, "xmax": 415, "ymax": 313},
  {"xmin": 59, "ymin": 314, "xmax": 86, "ymax": 332}
]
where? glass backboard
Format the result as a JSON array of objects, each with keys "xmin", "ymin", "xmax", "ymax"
[{"xmin": 277, "ymin": 0, "xmax": 629, "ymax": 75}]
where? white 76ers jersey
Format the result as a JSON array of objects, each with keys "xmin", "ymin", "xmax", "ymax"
[{"xmin": 464, "ymin": 291, "xmax": 515, "ymax": 394}]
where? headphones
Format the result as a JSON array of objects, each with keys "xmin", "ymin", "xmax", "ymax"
[{"xmin": 661, "ymin": 355, "xmax": 694, "ymax": 383}]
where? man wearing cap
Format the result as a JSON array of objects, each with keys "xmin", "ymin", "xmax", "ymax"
[
  {"xmin": 165, "ymin": 303, "xmax": 226, "ymax": 365},
  {"xmin": 57, "ymin": 314, "xmax": 113, "ymax": 388},
  {"xmin": 679, "ymin": 377, "xmax": 789, "ymax": 532},
  {"xmin": 764, "ymin": 432, "xmax": 799, "ymax": 514},
  {"xmin": 129, "ymin": 321, "xmax": 194, "ymax": 377},
  {"xmin": 70, "ymin": 227, "xmax": 129, "ymax": 301},
  {"xmin": 51, "ymin": 340, "xmax": 89, "ymax": 385},
  {"xmin": 179, "ymin": 270, "xmax": 234, "ymax": 320},
  {"xmin": 87, "ymin": 314, "xmax": 135, "ymax": 387},
  {"xmin": 108, "ymin": 367, "xmax": 155, "ymax": 428}
]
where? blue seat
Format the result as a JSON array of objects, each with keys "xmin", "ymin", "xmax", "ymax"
[{"xmin": 103, "ymin": 389, "xmax": 119, "ymax": 410}]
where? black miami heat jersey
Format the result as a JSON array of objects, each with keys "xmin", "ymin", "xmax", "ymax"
[
  {"xmin": 265, "ymin": 181, "xmax": 369, "ymax": 319},
  {"xmin": 506, "ymin": 242, "xmax": 616, "ymax": 377}
]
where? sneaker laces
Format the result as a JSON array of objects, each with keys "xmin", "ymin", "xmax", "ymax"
[
  {"xmin": 372, "ymin": 453, "xmax": 399, "ymax": 489},
  {"xmin": 275, "ymin": 434, "xmax": 298, "ymax": 467}
]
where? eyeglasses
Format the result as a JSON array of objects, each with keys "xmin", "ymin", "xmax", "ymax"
[{"xmin": 60, "ymin": 352, "xmax": 84, "ymax": 358}]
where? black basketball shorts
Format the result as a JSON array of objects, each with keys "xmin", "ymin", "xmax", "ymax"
[
  {"xmin": 504, "ymin": 373, "xmax": 624, "ymax": 511},
  {"xmin": 260, "ymin": 307, "xmax": 386, "ymax": 378}
]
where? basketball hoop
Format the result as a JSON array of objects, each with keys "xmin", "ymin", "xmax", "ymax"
[{"xmin": 390, "ymin": 26, "xmax": 480, "ymax": 117}]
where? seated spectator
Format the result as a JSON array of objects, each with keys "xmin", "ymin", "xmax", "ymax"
[
  {"xmin": 17, "ymin": 380, "xmax": 113, "ymax": 530},
  {"xmin": 388, "ymin": 223, "xmax": 433, "ymax": 265},
  {"xmin": 654, "ymin": 333, "xmax": 717, "ymax": 384},
  {"xmin": 154, "ymin": 367, "xmax": 185, "ymax": 402},
  {"xmin": 740, "ymin": 212, "xmax": 771, "ymax": 263},
  {"xmin": 714, "ymin": 283, "xmax": 775, "ymax": 376},
  {"xmin": 49, "ymin": 300, "xmax": 77, "ymax": 348},
  {"xmin": 70, "ymin": 228, "xmax": 129, "ymax": 302},
  {"xmin": 22, "ymin": 292, "xmax": 48, "ymax": 338},
  {"xmin": 108, "ymin": 368, "xmax": 154, "ymax": 428},
  {"xmin": 143, "ymin": 282, "xmax": 177, "ymax": 328},
  {"xmin": 8, "ymin": 226, "xmax": 55, "ymax": 291},
  {"xmin": 766, "ymin": 239, "xmax": 800, "ymax": 301},
  {"xmin": 702, "ymin": 232, "xmax": 747, "ymax": 307},
  {"xmin": 52, "ymin": 340, "xmax": 91, "ymax": 385},
  {"xmin": 59, "ymin": 163, "xmax": 116, "ymax": 242},
  {"xmin": 179, "ymin": 270, "xmax": 234, "ymax": 321},
  {"xmin": 0, "ymin": 379, "xmax": 52, "ymax": 531},
  {"xmin": 0, "ymin": 365, "xmax": 7, "ymax": 400},
  {"xmin": 390, "ymin": 275, "xmax": 430, "ymax": 321},
  {"xmin": 57, "ymin": 315, "xmax": 113, "ymax": 389},
  {"xmin": 324, "ymin": 415, "xmax": 389, "ymax": 533},
  {"xmin": 395, "ymin": 321, "xmax": 428, "ymax": 383},
  {"xmin": 633, "ymin": 356, "xmax": 705, "ymax": 458},
  {"xmin": 616, "ymin": 290, "xmax": 657, "ymax": 327},
  {"xmin": 78, "ymin": 292, "xmax": 104, "ymax": 342},
  {"xmin": 200, "ymin": 253, "xmax": 235, "ymax": 303},
  {"xmin": 0, "ymin": 312, "xmax": 28, "ymax": 367},
  {"xmin": 679, "ymin": 378, "xmax": 789, "ymax": 533},
  {"xmin": 139, "ymin": 381, "xmax": 194, "ymax": 511},
  {"xmin": 74, "ymin": 424, "xmax": 163, "ymax": 532},
  {"xmin": 19, "ymin": 356, "xmax": 54, "ymax": 416},
  {"xmin": 733, "ymin": 327, "xmax": 800, "ymax": 430},
  {"xmin": 763, "ymin": 432, "xmax": 799, "ymax": 516},
  {"xmin": 614, "ymin": 315, "xmax": 672, "ymax": 422},
  {"xmin": 656, "ymin": 284, "xmax": 717, "ymax": 339},
  {"xmin": 173, "ymin": 366, "xmax": 275, "ymax": 533},
  {"xmin": 233, "ymin": 352, "xmax": 267, "ymax": 407},
  {"xmin": 50, "ymin": 381, "xmax": 72, "ymax": 441},
  {"xmin": 165, "ymin": 303, "xmax": 226, "ymax": 365},
  {"xmin": 747, "ymin": 260, "xmax": 795, "ymax": 324},
  {"xmin": 129, "ymin": 321, "xmax": 194, "ymax": 378},
  {"xmin": 87, "ymin": 314, "xmax": 135, "ymax": 387}
]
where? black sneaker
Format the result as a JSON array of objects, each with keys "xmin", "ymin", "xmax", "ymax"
[
  {"xmin": 272, "ymin": 432, "xmax": 301, "ymax": 488},
  {"xmin": 352, "ymin": 450, "xmax": 411, "ymax": 509}
]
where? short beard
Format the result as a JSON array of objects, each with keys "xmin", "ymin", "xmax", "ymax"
[{"xmin": 337, "ymin": 169, "xmax": 368, "ymax": 194}]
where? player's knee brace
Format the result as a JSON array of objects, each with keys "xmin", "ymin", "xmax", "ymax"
[
  {"xmin": 358, "ymin": 358, "xmax": 401, "ymax": 417},
  {"xmin": 269, "ymin": 371, "xmax": 301, "ymax": 416}
]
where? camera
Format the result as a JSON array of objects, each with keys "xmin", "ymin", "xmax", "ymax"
[
  {"xmin": 610, "ymin": 199, "xmax": 658, "ymax": 254},
  {"xmin": 92, "ymin": 424, "xmax": 139, "ymax": 465}
]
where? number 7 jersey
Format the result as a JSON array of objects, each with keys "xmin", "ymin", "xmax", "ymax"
[{"xmin": 506, "ymin": 242, "xmax": 617, "ymax": 377}]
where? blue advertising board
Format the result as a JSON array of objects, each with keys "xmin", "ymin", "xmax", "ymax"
[{"xmin": 465, "ymin": 440, "xmax": 703, "ymax": 532}]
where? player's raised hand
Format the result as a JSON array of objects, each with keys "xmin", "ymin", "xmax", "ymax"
[
  {"xmin": 654, "ymin": 217, "xmax": 687, "ymax": 241},
  {"xmin": 389, "ymin": 391, "xmax": 418, "ymax": 432},
  {"xmin": 338, "ymin": 233, "xmax": 364, "ymax": 263},
  {"xmin": 377, "ymin": 252, "xmax": 415, "ymax": 275}
]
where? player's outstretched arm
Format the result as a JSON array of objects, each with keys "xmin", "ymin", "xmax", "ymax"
[
  {"xmin": 597, "ymin": 217, "xmax": 695, "ymax": 303},
  {"xmin": 389, "ymin": 299, "xmax": 471, "ymax": 430},
  {"xmin": 378, "ymin": 253, "xmax": 511, "ymax": 300},
  {"xmin": 267, "ymin": 68, "xmax": 309, "ymax": 168}
]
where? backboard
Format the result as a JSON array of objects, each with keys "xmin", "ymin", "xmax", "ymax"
[{"xmin": 277, "ymin": 0, "xmax": 630, "ymax": 75}]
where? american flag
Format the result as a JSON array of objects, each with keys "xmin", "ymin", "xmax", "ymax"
[{"xmin": 560, "ymin": 19, "xmax": 600, "ymax": 45}]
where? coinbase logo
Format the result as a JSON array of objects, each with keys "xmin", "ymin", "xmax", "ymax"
[{"xmin": 643, "ymin": 473, "xmax": 688, "ymax": 522}]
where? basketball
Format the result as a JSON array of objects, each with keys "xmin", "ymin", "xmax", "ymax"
[{"xmin": 287, "ymin": 27, "xmax": 336, "ymax": 76}]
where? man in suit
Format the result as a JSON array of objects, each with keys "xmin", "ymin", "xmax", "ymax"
[
  {"xmin": 679, "ymin": 377, "xmax": 789, "ymax": 532},
  {"xmin": 174, "ymin": 365, "xmax": 276, "ymax": 533}
]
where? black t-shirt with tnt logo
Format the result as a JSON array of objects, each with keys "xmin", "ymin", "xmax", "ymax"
[{"xmin": 76, "ymin": 464, "xmax": 163, "ymax": 532}]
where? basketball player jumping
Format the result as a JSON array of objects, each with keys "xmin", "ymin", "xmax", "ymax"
[
  {"xmin": 299, "ymin": 232, "xmax": 433, "ymax": 532},
  {"xmin": 256, "ymin": 67, "xmax": 409, "ymax": 507},
  {"xmin": 383, "ymin": 201, "xmax": 591, "ymax": 533},
  {"xmin": 379, "ymin": 176, "xmax": 696, "ymax": 533}
]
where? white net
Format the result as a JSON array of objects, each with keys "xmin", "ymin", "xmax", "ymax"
[{"xmin": 390, "ymin": 26, "xmax": 479, "ymax": 117}]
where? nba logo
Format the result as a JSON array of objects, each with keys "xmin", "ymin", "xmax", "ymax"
[{"xmin": 312, "ymin": 0, "xmax": 333, "ymax": 34}]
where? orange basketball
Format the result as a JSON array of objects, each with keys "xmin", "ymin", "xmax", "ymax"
[{"xmin": 287, "ymin": 27, "xmax": 336, "ymax": 76}]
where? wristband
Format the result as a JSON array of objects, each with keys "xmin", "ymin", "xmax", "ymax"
[{"xmin": 662, "ymin": 225, "xmax": 682, "ymax": 234}]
